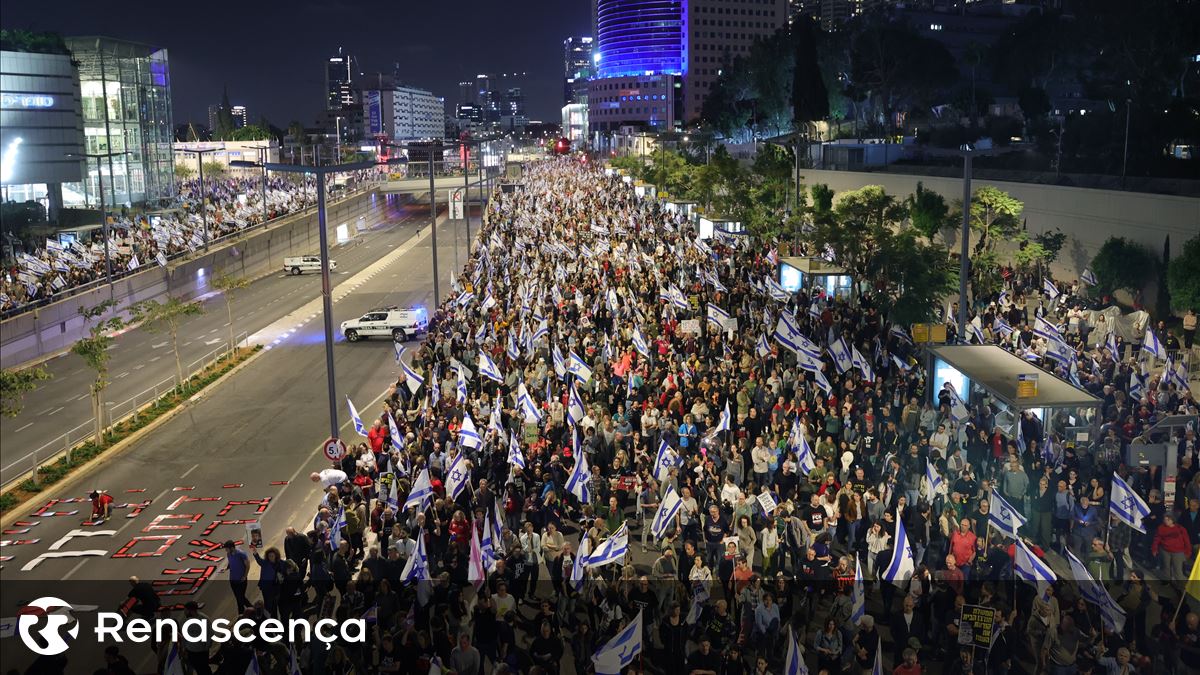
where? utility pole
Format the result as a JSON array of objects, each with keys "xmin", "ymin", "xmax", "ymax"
[{"xmin": 958, "ymin": 148, "xmax": 973, "ymax": 342}]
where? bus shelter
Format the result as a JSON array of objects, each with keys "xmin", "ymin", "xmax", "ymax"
[
  {"xmin": 927, "ymin": 345, "xmax": 1102, "ymax": 448},
  {"xmin": 779, "ymin": 256, "xmax": 854, "ymax": 298}
]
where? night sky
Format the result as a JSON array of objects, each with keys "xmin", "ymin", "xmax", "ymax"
[{"xmin": 2, "ymin": 0, "xmax": 590, "ymax": 128}]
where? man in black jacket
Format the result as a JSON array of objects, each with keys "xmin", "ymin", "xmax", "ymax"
[{"xmin": 284, "ymin": 526, "xmax": 312, "ymax": 578}]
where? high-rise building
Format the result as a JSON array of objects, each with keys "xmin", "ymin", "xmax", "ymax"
[
  {"xmin": 363, "ymin": 86, "xmax": 445, "ymax": 141},
  {"xmin": 326, "ymin": 48, "xmax": 355, "ymax": 110},
  {"xmin": 588, "ymin": 0, "xmax": 787, "ymax": 136},
  {"xmin": 458, "ymin": 80, "xmax": 475, "ymax": 106},
  {"xmin": 563, "ymin": 36, "xmax": 594, "ymax": 104},
  {"xmin": 207, "ymin": 104, "xmax": 221, "ymax": 133},
  {"xmin": 231, "ymin": 105, "xmax": 247, "ymax": 129},
  {"xmin": 64, "ymin": 36, "xmax": 174, "ymax": 207}
]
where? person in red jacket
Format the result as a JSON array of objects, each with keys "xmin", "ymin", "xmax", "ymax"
[
  {"xmin": 1151, "ymin": 514, "xmax": 1192, "ymax": 583},
  {"xmin": 367, "ymin": 420, "xmax": 387, "ymax": 454}
]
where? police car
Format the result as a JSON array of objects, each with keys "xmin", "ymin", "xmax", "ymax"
[{"xmin": 340, "ymin": 305, "xmax": 428, "ymax": 342}]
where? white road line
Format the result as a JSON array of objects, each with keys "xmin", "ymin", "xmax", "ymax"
[
  {"xmin": 150, "ymin": 356, "xmax": 161, "ymax": 362},
  {"xmin": 133, "ymin": 364, "xmax": 145, "ymax": 370},
  {"xmin": 151, "ymin": 342, "xmax": 168, "ymax": 349},
  {"xmin": 204, "ymin": 338, "xmax": 222, "ymax": 345},
  {"xmin": 181, "ymin": 463, "xmax": 200, "ymax": 478},
  {"xmin": 115, "ymin": 372, "xmax": 129, "ymax": 379},
  {"xmin": 45, "ymin": 407, "xmax": 64, "ymax": 416},
  {"xmin": 14, "ymin": 422, "xmax": 33, "ymax": 433}
]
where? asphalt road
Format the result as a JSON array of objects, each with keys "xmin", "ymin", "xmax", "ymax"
[
  {"xmin": 0, "ymin": 194, "xmax": 478, "ymax": 485},
  {"xmin": 0, "ymin": 203, "xmax": 473, "ymax": 672}
]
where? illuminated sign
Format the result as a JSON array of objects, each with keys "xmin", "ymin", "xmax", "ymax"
[{"xmin": 2, "ymin": 94, "xmax": 55, "ymax": 108}]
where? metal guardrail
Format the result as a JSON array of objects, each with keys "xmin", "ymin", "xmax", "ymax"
[{"xmin": 1, "ymin": 331, "xmax": 249, "ymax": 492}]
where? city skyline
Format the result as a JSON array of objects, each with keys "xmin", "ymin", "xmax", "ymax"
[{"xmin": 0, "ymin": 0, "xmax": 589, "ymax": 127}]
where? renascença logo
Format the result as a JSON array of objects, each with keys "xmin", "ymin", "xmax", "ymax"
[{"xmin": 18, "ymin": 597, "xmax": 78, "ymax": 656}]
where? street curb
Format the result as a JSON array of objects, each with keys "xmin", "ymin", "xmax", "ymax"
[{"xmin": 0, "ymin": 346, "xmax": 268, "ymax": 529}]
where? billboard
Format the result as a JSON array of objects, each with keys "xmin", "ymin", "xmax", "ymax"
[{"xmin": 365, "ymin": 90, "xmax": 383, "ymax": 136}]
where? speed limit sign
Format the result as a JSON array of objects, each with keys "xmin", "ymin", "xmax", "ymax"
[{"xmin": 323, "ymin": 437, "xmax": 347, "ymax": 461}]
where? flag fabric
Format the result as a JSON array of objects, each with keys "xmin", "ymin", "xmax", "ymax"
[
  {"xmin": 1013, "ymin": 538, "xmax": 1056, "ymax": 586},
  {"xmin": 244, "ymin": 653, "xmax": 261, "ymax": 675},
  {"xmin": 468, "ymin": 521, "xmax": 486, "ymax": 588},
  {"xmin": 506, "ymin": 331, "xmax": 521, "ymax": 361},
  {"xmin": 993, "ymin": 317, "xmax": 1014, "ymax": 338},
  {"xmin": 829, "ymin": 337, "xmax": 854, "ymax": 374},
  {"xmin": 566, "ymin": 436, "xmax": 591, "ymax": 504},
  {"xmin": 756, "ymin": 333, "xmax": 772, "ymax": 358},
  {"xmin": 459, "ymin": 413, "xmax": 482, "ymax": 450},
  {"xmin": 531, "ymin": 318, "xmax": 550, "ymax": 343},
  {"xmin": 765, "ymin": 276, "xmax": 791, "ymax": 302},
  {"xmin": 1043, "ymin": 278, "xmax": 1060, "ymax": 300},
  {"xmin": 156, "ymin": 251, "xmax": 169, "ymax": 268},
  {"xmin": 517, "ymin": 383, "xmax": 542, "ymax": 423},
  {"xmin": 1142, "ymin": 328, "xmax": 1166, "ymax": 360},
  {"xmin": 925, "ymin": 459, "xmax": 945, "ymax": 497},
  {"xmin": 851, "ymin": 557, "xmax": 865, "ymax": 625},
  {"xmin": 163, "ymin": 643, "xmax": 185, "ymax": 675},
  {"xmin": 400, "ymin": 531, "xmax": 430, "ymax": 582},
  {"xmin": 585, "ymin": 523, "xmax": 629, "ymax": 568},
  {"xmin": 507, "ymin": 435, "xmax": 526, "ymax": 470},
  {"xmin": 402, "ymin": 469, "xmax": 434, "ymax": 511},
  {"xmin": 1110, "ymin": 472, "xmax": 1150, "ymax": 533},
  {"xmin": 566, "ymin": 351, "xmax": 594, "ymax": 382},
  {"xmin": 988, "ymin": 490, "xmax": 1028, "ymax": 537},
  {"xmin": 1081, "ymin": 268, "xmax": 1097, "ymax": 285},
  {"xmin": 1105, "ymin": 331, "xmax": 1119, "ymax": 358},
  {"xmin": 783, "ymin": 625, "xmax": 807, "ymax": 675},
  {"xmin": 346, "ymin": 396, "xmax": 367, "ymax": 437},
  {"xmin": 882, "ymin": 510, "xmax": 915, "ymax": 585},
  {"xmin": 456, "ymin": 289, "xmax": 474, "ymax": 307},
  {"xmin": 793, "ymin": 422, "xmax": 816, "ymax": 476},
  {"xmin": 872, "ymin": 636, "xmax": 883, "ymax": 675},
  {"xmin": 401, "ymin": 360, "xmax": 425, "ymax": 394},
  {"xmin": 652, "ymin": 440, "xmax": 679, "ymax": 481},
  {"xmin": 477, "ymin": 351, "xmax": 504, "ymax": 384},
  {"xmin": 592, "ymin": 609, "xmax": 644, "ymax": 675},
  {"xmin": 570, "ymin": 536, "xmax": 591, "ymax": 593},
  {"xmin": 1066, "ymin": 549, "xmax": 1126, "ymax": 632},
  {"xmin": 288, "ymin": 645, "xmax": 303, "ymax": 675},
  {"xmin": 444, "ymin": 452, "xmax": 470, "ymax": 501},
  {"xmin": 716, "ymin": 401, "xmax": 731, "ymax": 433},
  {"xmin": 394, "ymin": 342, "xmax": 406, "ymax": 365},
  {"xmin": 456, "ymin": 367, "xmax": 468, "ymax": 404},
  {"xmin": 1129, "ymin": 372, "xmax": 1145, "ymax": 401},
  {"xmin": 388, "ymin": 413, "xmax": 405, "ymax": 452},
  {"xmin": 652, "ymin": 484, "xmax": 683, "ymax": 538},
  {"xmin": 969, "ymin": 321, "xmax": 986, "ymax": 345},
  {"xmin": 1187, "ymin": 550, "xmax": 1200, "ymax": 601},
  {"xmin": 329, "ymin": 507, "xmax": 346, "ymax": 551},
  {"xmin": 890, "ymin": 324, "xmax": 912, "ymax": 345},
  {"xmin": 632, "ymin": 327, "xmax": 650, "ymax": 358},
  {"xmin": 567, "ymin": 380, "xmax": 585, "ymax": 426},
  {"xmin": 892, "ymin": 354, "xmax": 911, "ymax": 372},
  {"xmin": 1033, "ymin": 317, "xmax": 1065, "ymax": 345}
]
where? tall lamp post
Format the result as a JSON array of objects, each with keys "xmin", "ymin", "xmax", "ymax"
[
  {"xmin": 67, "ymin": 150, "xmax": 127, "ymax": 299},
  {"xmin": 232, "ymin": 157, "xmax": 395, "ymax": 441},
  {"xmin": 958, "ymin": 145, "xmax": 973, "ymax": 341},
  {"xmin": 253, "ymin": 144, "xmax": 270, "ymax": 226},
  {"xmin": 383, "ymin": 142, "xmax": 442, "ymax": 307},
  {"xmin": 179, "ymin": 147, "xmax": 220, "ymax": 251}
]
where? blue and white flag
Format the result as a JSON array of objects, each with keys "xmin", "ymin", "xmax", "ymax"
[
  {"xmin": 456, "ymin": 367, "xmax": 468, "ymax": 404},
  {"xmin": 566, "ymin": 351, "xmax": 593, "ymax": 382},
  {"xmin": 988, "ymin": 489, "xmax": 1028, "ymax": 537},
  {"xmin": 892, "ymin": 354, "xmax": 912, "ymax": 372},
  {"xmin": 851, "ymin": 557, "xmax": 865, "ymax": 625},
  {"xmin": 444, "ymin": 452, "xmax": 470, "ymax": 501},
  {"xmin": 653, "ymin": 439, "xmax": 679, "ymax": 481},
  {"xmin": 329, "ymin": 507, "xmax": 346, "ymax": 551},
  {"xmin": 716, "ymin": 401, "xmax": 731, "ymax": 433},
  {"xmin": 667, "ymin": 284, "xmax": 689, "ymax": 311},
  {"xmin": 401, "ymin": 360, "xmax": 425, "ymax": 394},
  {"xmin": 507, "ymin": 435, "xmax": 526, "ymax": 470},
  {"xmin": 394, "ymin": 342, "xmax": 406, "ymax": 366},
  {"xmin": 163, "ymin": 643, "xmax": 185, "ymax": 675},
  {"xmin": 1141, "ymin": 328, "xmax": 1166, "ymax": 360},
  {"xmin": 872, "ymin": 636, "xmax": 883, "ymax": 675},
  {"xmin": 890, "ymin": 324, "xmax": 912, "ymax": 345},
  {"xmin": 993, "ymin": 317, "xmax": 1014, "ymax": 338},
  {"xmin": 585, "ymin": 523, "xmax": 629, "ymax": 568},
  {"xmin": 517, "ymin": 383, "xmax": 542, "ymax": 423},
  {"xmin": 552, "ymin": 344, "xmax": 567, "ymax": 380},
  {"xmin": 1110, "ymin": 472, "xmax": 1150, "ymax": 533},
  {"xmin": 882, "ymin": 510, "xmax": 915, "ymax": 585},
  {"xmin": 1043, "ymin": 278, "xmax": 1060, "ymax": 300},
  {"xmin": 456, "ymin": 289, "xmax": 475, "ymax": 307},
  {"xmin": 652, "ymin": 484, "xmax": 683, "ymax": 538},
  {"xmin": 829, "ymin": 337, "xmax": 854, "ymax": 375},
  {"xmin": 400, "ymin": 531, "xmax": 430, "ymax": 582},
  {"xmin": 388, "ymin": 413, "xmax": 405, "ymax": 453},
  {"xmin": 531, "ymin": 318, "xmax": 550, "ymax": 344},
  {"xmin": 1081, "ymin": 268, "xmax": 1097, "ymax": 285},
  {"xmin": 477, "ymin": 351, "xmax": 504, "ymax": 384},
  {"xmin": 592, "ymin": 609, "xmax": 644, "ymax": 675},
  {"xmin": 481, "ymin": 290, "xmax": 497, "ymax": 310},
  {"xmin": 288, "ymin": 645, "xmax": 303, "ymax": 675},
  {"xmin": 1014, "ymin": 538, "xmax": 1056, "ymax": 587},
  {"xmin": 756, "ymin": 333, "xmax": 772, "ymax": 358},
  {"xmin": 793, "ymin": 422, "xmax": 816, "ymax": 476},
  {"xmin": 812, "ymin": 369, "xmax": 833, "ymax": 396},
  {"xmin": 566, "ymin": 434, "xmax": 591, "ymax": 504},
  {"xmin": 346, "ymin": 396, "xmax": 368, "ymax": 437},
  {"xmin": 783, "ymin": 625, "xmax": 808, "ymax": 675},
  {"xmin": 852, "ymin": 345, "xmax": 875, "ymax": 382},
  {"xmin": 632, "ymin": 327, "xmax": 650, "ymax": 358},
  {"xmin": 1034, "ymin": 317, "xmax": 1065, "ymax": 345},
  {"xmin": 567, "ymin": 380, "xmax": 585, "ymax": 426},
  {"xmin": 1129, "ymin": 371, "xmax": 1145, "ymax": 401},
  {"xmin": 765, "ymin": 276, "xmax": 791, "ymax": 302},
  {"xmin": 808, "ymin": 301, "xmax": 822, "ymax": 320},
  {"xmin": 1067, "ymin": 549, "xmax": 1126, "ymax": 632},
  {"xmin": 402, "ymin": 469, "xmax": 434, "ymax": 511},
  {"xmin": 244, "ymin": 653, "xmax": 262, "ymax": 675},
  {"xmin": 925, "ymin": 459, "xmax": 945, "ymax": 497},
  {"xmin": 506, "ymin": 330, "xmax": 521, "ymax": 361},
  {"xmin": 459, "ymin": 413, "xmax": 482, "ymax": 450},
  {"xmin": 969, "ymin": 320, "xmax": 987, "ymax": 345}
]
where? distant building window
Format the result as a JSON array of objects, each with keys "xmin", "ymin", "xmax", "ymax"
[{"xmin": 930, "ymin": 23, "xmax": 943, "ymax": 31}]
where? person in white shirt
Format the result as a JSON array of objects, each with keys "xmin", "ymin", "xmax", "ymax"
[
  {"xmin": 311, "ymin": 468, "xmax": 347, "ymax": 490},
  {"xmin": 519, "ymin": 522, "xmax": 543, "ymax": 600},
  {"xmin": 929, "ymin": 424, "xmax": 951, "ymax": 454},
  {"xmin": 720, "ymin": 475, "xmax": 743, "ymax": 507}
]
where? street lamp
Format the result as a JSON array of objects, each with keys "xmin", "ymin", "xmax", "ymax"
[
  {"xmin": 66, "ymin": 150, "xmax": 128, "ymax": 299},
  {"xmin": 179, "ymin": 147, "xmax": 221, "ymax": 251}
]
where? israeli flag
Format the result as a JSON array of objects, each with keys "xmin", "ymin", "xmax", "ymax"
[
  {"xmin": 401, "ymin": 360, "xmax": 425, "ymax": 394},
  {"xmin": 400, "ymin": 531, "xmax": 430, "ymax": 582},
  {"xmin": 852, "ymin": 345, "xmax": 875, "ymax": 382},
  {"xmin": 808, "ymin": 301, "xmax": 822, "ymax": 320},
  {"xmin": 163, "ymin": 643, "xmax": 185, "ymax": 675},
  {"xmin": 993, "ymin": 317, "xmax": 1014, "ymax": 337},
  {"xmin": 459, "ymin": 413, "xmax": 482, "ymax": 450},
  {"xmin": 793, "ymin": 422, "xmax": 816, "ymax": 476},
  {"xmin": 756, "ymin": 333, "xmax": 772, "ymax": 358},
  {"xmin": 969, "ymin": 321, "xmax": 987, "ymax": 345},
  {"xmin": 1129, "ymin": 372, "xmax": 1145, "ymax": 401},
  {"xmin": 882, "ymin": 510, "xmax": 915, "ymax": 585},
  {"xmin": 632, "ymin": 327, "xmax": 650, "ymax": 358},
  {"xmin": 593, "ymin": 609, "xmax": 643, "ymax": 675},
  {"xmin": 388, "ymin": 413, "xmax": 405, "ymax": 451},
  {"xmin": 477, "ymin": 351, "xmax": 504, "ymax": 384},
  {"xmin": 892, "ymin": 354, "xmax": 912, "ymax": 372},
  {"xmin": 570, "ymin": 535, "xmax": 591, "ymax": 593},
  {"xmin": 566, "ymin": 434, "xmax": 591, "ymax": 504},
  {"xmin": 716, "ymin": 401, "xmax": 731, "ymax": 433},
  {"xmin": 481, "ymin": 290, "xmax": 497, "ymax": 310},
  {"xmin": 1067, "ymin": 549, "xmax": 1126, "ymax": 632},
  {"xmin": 552, "ymin": 344, "xmax": 567, "ymax": 380},
  {"xmin": 480, "ymin": 512, "xmax": 498, "ymax": 571},
  {"xmin": 829, "ymin": 337, "xmax": 854, "ymax": 374},
  {"xmin": 346, "ymin": 396, "xmax": 368, "ymax": 437},
  {"xmin": 812, "ymin": 369, "xmax": 833, "ymax": 396},
  {"xmin": 872, "ymin": 636, "xmax": 883, "ymax": 675},
  {"xmin": 567, "ymin": 380, "xmax": 585, "ymax": 426},
  {"xmin": 1034, "ymin": 317, "xmax": 1065, "ymax": 344},
  {"xmin": 1081, "ymin": 268, "xmax": 1097, "ymax": 285},
  {"xmin": 851, "ymin": 557, "xmax": 865, "ymax": 625},
  {"xmin": 329, "ymin": 507, "xmax": 346, "ymax": 551},
  {"xmin": 667, "ymin": 285, "xmax": 688, "ymax": 311},
  {"xmin": 456, "ymin": 289, "xmax": 475, "ymax": 307},
  {"xmin": 585, "ymin": 522, "xmax": 629, "ymax": 568},
  {"xmin": 508, "ymin": 435, "xmax": 526, "ymax": 470},
  {"xmin": 653, "ymin": 439, "xmax": 679, "ymax": 481},
  {"xmin": 506, "ymin": 331, "xmax": 521, "ymax": 361},
  {"xmin": 394, "ymin": 342, "xmax": 406, "ymax": 366},
  {"xmin": 925, "ymin": 459, "xmax": 945, "ymax": 497},
  {"xmin": 456, "ymin": 367, "xmax": 468, "ymax": 404},
  {"xmin": 652, "ymin": 483, "xmax": 683, "ymax": 538},
  {"xmin": 988, "ymin": 489, "xmax": 1028, "ymax": 537},
  {"xmin": 997, "ymin": 289, "xmax": 1009, "ymax": 306},
  {"xmin": 402, "ymin": 469, "xmax": 434, "ymax": 511},
  {"xmin": 765, "ymin": 276, "xmax": 791, "ymax": 302},
  {"xmin": 444, "ymin": 452, "xmax": 469, "ymax": 501},
  {"xmin": 1142, "ymin": 328, "xmax": 1166, "ymax": 360},
  {"xmin": 567, "ymin": 351, "xmax": 594, "ymax": 382},
  {"xmin": 1043, "ymin": 278, "xmax": 1060, "ymax": 300},
  {"xmin": 244, "ymin": 653, "xmax": 262, "ymax": 675},
  {"xmin": 517, "ymin": 383, "xmax": 542, "ymax": 423},
  {"xmin": 783, "ymin": 625, "xmax": 807, "ymax": 675},
  {"xmin": 1110, "ymin": 472, "xmax": 1150, "ymax": 533},
  {"xmin": 1013, "ymin": 538, "xmax": 1056, "ymax": 587},
  {"xmin": 532, "ymin": 318, "xmax": 550, "ymax": 344},
  {"xmin": 889, "ymin": 324, "xmax": 912, "ymax": 345},
  {"xmin": 288, "ymin": 645, "xmax": 303, "ymax": 675}
]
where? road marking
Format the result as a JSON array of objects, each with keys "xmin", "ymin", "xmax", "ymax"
[
  {"xmin": 45, "ymin": 407, "xmax": 64, "ymax": 416},
  {"xmin": 150, "ymin": 356, "xmax": 161, "ymax": 362},
  {"xmin": 151, "ymin": 342, "xmax": 168, "ymax": 349},
  {"xmin": 133, "ymin": 364, "xmax": 145, "ymax": 370},
  {"xmin": 14, "ymin": 422, "xmax": 33, "ymax": 433},
  {"xmin": 181, "ymin": 463, "xmax": 200, "ymax": 478},
  {"xmin": 74, "ymin": 393, "xmax": 89, "ymax": 401},
  {"xmin": 204, "ymin": 338, "xmax": 222, "ymax": 345},
  {"xmin": 115, "ymin": 372, "xmax": 129, "ymax": 379}
]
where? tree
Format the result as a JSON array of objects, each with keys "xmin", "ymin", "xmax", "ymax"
[
  {"xmin": 906, "ymin": 182, "xmax": 951, "ymax": 242},
  {"xmin": 809, "ymin": 184, "xmax": 834, "ymax": 214},
  {"xmin": 812, "ymin": 185, "xmax": 901, "ymax": 295},
  {"xmin": 212, "ymin": 273, "xmax": 250, "ymax": 352},
  {"xmin": 214, "ymin": 85, "xmax": 236, "ymax": 140},
  {"xmin": 791, "ymin": 20, "xmax": 830, "ymax": 134},
  {"xmin": 1166, "ymin": 235, "xmax": 1199, "ymax": 313},
  {"xmin": 71, "ymin": 301, "xmax": 125, "ymax": 444},
  {"xmin": 967, "ymin": 186, "xmax": 1023, "ymax": 258},
  {"xmin": 1090, "ymin": 237, "xmax": 1155, "ymax": 298},
  {"xmin": 0, "ymin": 366, "xmax": 50, "ymax": 417},
  {"xmin": 131, "ymin": 297, "xmax": 205, "ymax": 388},
  {"xmin": 875, "ymin": 231, "xmax": 958, "ymax": 325},
  {"xmin": 174, "ymin": 164, "xmax": 195, "ymax": 180},
  {"xmin": 201, "ymin": 161, "xmax": 226, "ymax": 177},
  {"xmin": 1033, "ymin": 228, "xmax": 1067, "ymax": 264},
  {"xmin": 846, "ymin": 19, "xmax": 957, "ymax": 136}
]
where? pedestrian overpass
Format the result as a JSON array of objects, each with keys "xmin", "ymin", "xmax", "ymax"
[{"xmin": 379, "ymin": 175, "xmax": 486, "ymax": 196}]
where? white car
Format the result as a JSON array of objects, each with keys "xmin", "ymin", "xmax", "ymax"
[
  {"xmin": 283, "ymin": 255, "xmax": 337, "ymax": 275},
  {"xmin": 340, "ymin": 305, "xmax": 429, "ymax": 342}
]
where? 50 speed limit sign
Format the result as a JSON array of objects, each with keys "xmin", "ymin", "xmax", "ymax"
[{"xmin": 323, "ymin": 437, "xmax": 347, "ymax": 461}]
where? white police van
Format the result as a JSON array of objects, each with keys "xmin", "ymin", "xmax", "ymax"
[
  {"xmin": 283, "ymin": 255, "xmax": 337, "ymax": 275},
  {"xmin": 340, "ymin": 305, "xmax": 429, "ymax": 342}
]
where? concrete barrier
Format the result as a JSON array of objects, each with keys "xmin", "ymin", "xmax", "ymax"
[{"xmin": 0, "ymin": 190, "xmax": 380, "ymax": 368}]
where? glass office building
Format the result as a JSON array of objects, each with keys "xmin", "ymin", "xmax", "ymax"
[
  {"xmin": 63, "ymin": 37, "xmax": 174, "ymax": 207},
  {"xmin": 595, "ymin": 0, "xmax": 684, "ymax": 78}
]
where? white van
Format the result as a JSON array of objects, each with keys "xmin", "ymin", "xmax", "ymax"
[
  {"xmin": 340, "ymin": 305, "xmax": 429, "ymax": 342},
  {"xmin": 283, "ymin": 255, "xmax": 337, "ymax": 275}
]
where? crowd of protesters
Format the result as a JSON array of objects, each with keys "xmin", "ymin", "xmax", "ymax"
[
  {"xmin": 0, "ymin": 170, "xmax": 379, "ymax": 315},
  {"xmin": 184, "ymin": 158, "xmax": 1197, "ymax": 675}
]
